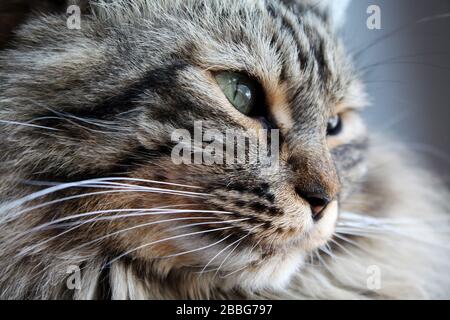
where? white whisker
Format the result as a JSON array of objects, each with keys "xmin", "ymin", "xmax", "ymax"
[
  {"xmin": 72, "ymin": 217, "xmax": 230, "ymax": 251},
  {"xmin": 15, "ymin": 209, "xmax": 234, "ymax": 256},
  {"xmin": 220, "ymin": 237, "xmax": 262, "ymax": 278},
  {"xmin": 199, "ymin": 225, "xmax": 261, "ymax": 275},
  {"xmin": 315, "ymin": 250, "xmax": 333, "ymax": 273},
  {"xmin": 0, "ymin": 119, "xmax": 59, "ymax": 131},
  {"xmin": 333, "ymin": 233, "xmax": 372, "ymax": 254},
  {"xmin": 161, "ymin": 234, "xmax": 233, "ymax": 258},
  {"xmin": 329, "ymin": 238, "xmax": 357, "ymax": 259},
  {"xmin": 0, "ymin": 177, "xmax": 207, "ymax": 223},
  {"xmin": 25, "ymin": 208, "xmax": 231, "ymax": 234},
  {"xmin": 167, "ymin": 218, "xmax": 249, "ymax": 232},
  {"xmin": 214, "ymin": 239, "xmax": 245, "ymax": 278},
  {"xmin": 10, "ymin": 190, "xmax": 191, "ymax": 219},
  {"xmin": 105, "ymin": 225, "xmax": 236, "ymax": 267}
]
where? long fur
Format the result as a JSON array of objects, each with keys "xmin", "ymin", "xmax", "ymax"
[{"xmin": 0, "ymin": 0, "xmax": 449, "ymax": 299}]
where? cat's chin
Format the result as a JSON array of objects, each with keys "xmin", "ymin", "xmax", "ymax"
[{"xmin": 219, "ymin": 201, "xmax": 339, "ymax": 292}]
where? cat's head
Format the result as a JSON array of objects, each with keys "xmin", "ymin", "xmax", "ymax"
[{"xmin": 0, "ymin": 0, "xmax": 368, "ymax": 292}]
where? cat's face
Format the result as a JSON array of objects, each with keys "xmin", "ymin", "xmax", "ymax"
[{"xmin": 0, "ymin": 0, "xmax": 368, "ymax": 291}]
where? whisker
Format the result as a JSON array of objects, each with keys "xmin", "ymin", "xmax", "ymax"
[
  {"xmin": 72, "ymin": 217, "xmax": 232, "ymax": 252},
  {"xmin": 167, "ymin": 218, "xmax": 250, "ymax": 232},
  {"xmin": 25, "ymin": 180, "xmax": 208, "ymax": 197},
  {"xmin": 15, "ymin": 209, "xmax": 234, "ymax": 256},
  {"xmin": 26, "ymin": 177, "xmax": 203, "ymax": 189},
  {"xmin": 329, "ymin": 238, "xmax": 357, "ymax": 259},
  {"xmin": 11, "ymin": 188, "xmax": 200, "ymax": 221},
  {"xmin": 161, "ymin": 234, "xmax": 234, "ymax": 259},
  {"xmin": 333, "ymin": 233, "xmax": 372, "ymax": 254},
  {"xmin": 198, "ymin": 236, "xmax": 247, "ymax": 276},
  {"xmin": 335, "ymin": 227, "xmax": 450, "ymax": 250},
  {"xmin": 213, "ymin": 239, "xmax": 244, "ymax": 278},
  {"xmin": 199, "ymin": 225, "xmax": 261, "ymax": 275},
  {"xmin": 104, "ymin": 225, "xmax": 237, "ymax": 267},
  {"xmin": 25, "ymin": 208, "xmax": 232, "ymax": 234},
  {"xmin": 0, "ymin": 119, "xmax": 59, "ymax": 131},
  {"xmin": 31, "ymin": 103, "xmax": 127, "ymax": 133},
  {"xmin": 315, "ymin": 250, "xmax": 333, "ymax": 273},
  {"xmin": 220, "ymin": 237, "xmax": 263, "ymax": 278},
  {"xmin": 0, "ymin": 177, "xmax": 206, "ymax": 222},
  {"xmin": 72, "ymin": 181, "xmax": 207, "ymax": 195},
  {"xmin": 320, "ymin": 244, "xmax": 336, "ymax": 261}
]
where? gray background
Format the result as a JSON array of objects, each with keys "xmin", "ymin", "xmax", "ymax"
[{"xmin": 343, "ymin": 0, "xmax": 450, "ymax": 178}]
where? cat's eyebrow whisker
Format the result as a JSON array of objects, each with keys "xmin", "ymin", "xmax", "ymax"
[
  {"xmin": 0, "ymin": 119, "xmax": 60, "ymax": 131},
  {"xmin": 30, "ymin": 102, "xmax": 127, "ymax": 133},
  {"xmin": 104, "ymin": 226, "xmax": 237, "ymax": 268}
]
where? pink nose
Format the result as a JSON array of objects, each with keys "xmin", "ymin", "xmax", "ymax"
[{"xmin": 296, "ymin": 189, "xmax": 331, "ymax": 221}]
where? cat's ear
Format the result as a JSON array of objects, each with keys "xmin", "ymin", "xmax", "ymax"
[{"xmin": 312, "ymin": 0, "xmax": 352, "ymax": 28}]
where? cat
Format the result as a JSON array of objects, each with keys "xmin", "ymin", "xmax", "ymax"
[{"xmin": 0, "ymin": 0, "xmax": 448, "ymax": 299}]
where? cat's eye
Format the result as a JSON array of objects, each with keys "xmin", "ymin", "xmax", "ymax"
[
  {"xmin": 215, "ymin": 71, "xmax": 259, "ymax": 116},
  {"xmin": 327, "ymin": 114, "xmax": 342, "ymax": 136}
]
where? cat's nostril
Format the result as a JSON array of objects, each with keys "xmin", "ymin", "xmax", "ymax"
[
  {"xmin": 307, "ymin": 196, "xmax": 330, "ymax": 221},
  {"xmin": 296, "ymin": 188, "xmax": 331, "ymax": 221}
]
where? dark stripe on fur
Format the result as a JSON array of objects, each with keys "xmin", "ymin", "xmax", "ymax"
[{"xmin": 35, "ymin": 62, "xmax": 188, "ymax": 126}]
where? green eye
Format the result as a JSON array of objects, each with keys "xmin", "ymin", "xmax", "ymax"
[{"xmin": 215, "ymin": 71, "xmax": 258, "ymax": 115}]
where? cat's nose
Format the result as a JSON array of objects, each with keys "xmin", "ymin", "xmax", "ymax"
[
  {"xmin": 296, "ymin": 189, "xmax": 331, "ymax": 221},
  {"xmin": 288, "ymin": 145, "xmax": 340, "ymax": 221}
]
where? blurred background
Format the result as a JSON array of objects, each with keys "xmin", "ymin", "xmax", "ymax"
[
  {"xmin": 343, "ymin": 0, "xmax": 450, "ymax": 179},
  {"xmin": 1, "ymin": 0, "xmax": 449, "ymax": 178}
]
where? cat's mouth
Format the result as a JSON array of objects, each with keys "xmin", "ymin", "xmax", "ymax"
[
  {"xmin": 211, "ymin": 201, "xmax": 339, "ymax": 291},
  {"xmin": 254, "ymin": 199, "xmax": 339, "ymax": 253},
  {"xmin": 300, "ymin": 200, "xmax": 339, "ymax": 251},
  {"xmin": 217, "ymin": 200, "xmax": 339, "ymax": 278}
]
